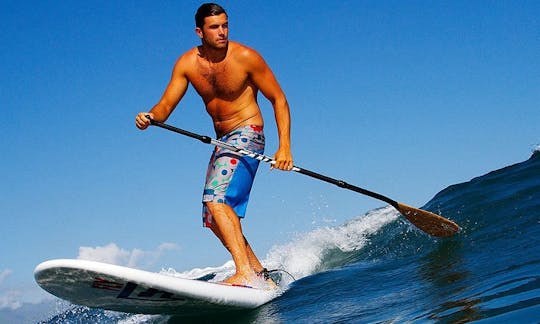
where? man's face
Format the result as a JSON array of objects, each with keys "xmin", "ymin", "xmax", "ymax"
[{"xmin": 196, "ymin": 13, "xmax": 228, "ymax": 49}]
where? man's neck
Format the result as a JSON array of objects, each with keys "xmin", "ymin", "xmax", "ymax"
[{"xmin": 200, "ymin": 43, "xmax": 228, "ymax": 63}]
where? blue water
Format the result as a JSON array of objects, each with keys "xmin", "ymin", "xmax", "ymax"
[{"xmin": 41, "ymin": 150, "xmax": 540, "ymax": 323}]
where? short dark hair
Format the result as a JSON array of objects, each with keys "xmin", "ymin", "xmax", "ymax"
[{"xmin": 195, "ymin": 3, "xmax": 227, "ymax": 28}]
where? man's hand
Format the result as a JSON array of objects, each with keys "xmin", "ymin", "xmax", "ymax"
[
  {"xmin": 135, "ymin": 112, "xmax": 154, "ymax": 130},
  {"xmin": 272, "ymin": 147, "xmax": 293, "ymax": 171}
]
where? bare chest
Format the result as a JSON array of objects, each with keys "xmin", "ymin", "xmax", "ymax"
[{"xmin": 189, "ymin": 61, "xmax": 249, "ymax": 100}]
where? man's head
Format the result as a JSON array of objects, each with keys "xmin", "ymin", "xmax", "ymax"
[
  {"xmin": 195, "ymin": 3, "xmax": 227, "ymax": 29},
  {"xmin": 195, "ymin": 3, "xmax": 229, "ymax": 50}
]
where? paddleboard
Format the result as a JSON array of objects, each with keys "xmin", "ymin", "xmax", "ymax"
[{"xmin": 34, "ymin": 259, "xmax": 280, "ymax": 316}]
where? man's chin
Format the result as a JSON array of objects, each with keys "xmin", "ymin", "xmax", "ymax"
[
  {"xmin": 216, "ymin": 41, "xmax": 228, "ymax": 48},
  {"xmin": 205, "ymin": 40, "xmax": 228, "ymax": 50}
]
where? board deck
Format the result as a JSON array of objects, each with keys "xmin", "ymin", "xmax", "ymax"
[{"xmin": 34, "ymin": 259, "xmax": 280, "ymax": 316}]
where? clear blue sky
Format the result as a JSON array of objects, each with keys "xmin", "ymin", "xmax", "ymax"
[{"xmin": 1, "ymin": 0, "xmax": 538, "ymax": 313}]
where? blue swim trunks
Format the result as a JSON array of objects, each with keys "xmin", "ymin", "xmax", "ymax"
[{"xmin": 202, "ymin": 125, "xmax": 265, "ymax": 227}]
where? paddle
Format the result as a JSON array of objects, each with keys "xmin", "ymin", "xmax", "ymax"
[{"xmin": 147, "ymin": 117, "xmax": 460, "ymax": 237}]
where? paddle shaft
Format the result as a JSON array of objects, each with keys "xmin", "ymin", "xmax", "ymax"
[{"xmin": 149, "ymin": 119, "xmax": 399, "ymax": 209}]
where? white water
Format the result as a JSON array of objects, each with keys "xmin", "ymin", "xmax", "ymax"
[{"xmin": 160, "ymin": 206, "xmax": 398, "ymax": 282}]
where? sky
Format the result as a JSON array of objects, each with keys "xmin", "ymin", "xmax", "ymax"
[{"xmin": 1, "ymin": 0, "xmax": 539, "ymax": 318}]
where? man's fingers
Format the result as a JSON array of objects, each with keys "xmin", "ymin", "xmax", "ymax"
[
  {"xmin": 135, "ymin": 116, "xmax": 146, "ymax": 129},
  {"xmin": 135, "ymin": 112, "xmax": 154, "ymax": 130},
  {"xmin": 272, "ymin": 159, "xmax": 293, "ymax": 171}
]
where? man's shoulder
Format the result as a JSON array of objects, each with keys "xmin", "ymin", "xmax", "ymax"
[
  {"xmin": 229, "ymin": 41, "xmax": 264, "ymax": 64},
  {"xmin": 178, "ymin": 47, "xmax": 200, "ymax": 62},
  {"xmin": 172, "ymin": 47, "xmax": 199, "ymax": 73}
]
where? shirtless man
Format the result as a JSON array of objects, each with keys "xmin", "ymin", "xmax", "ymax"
[{"xmin": 135, "ymin": 3, "xmax": 293, "ymax": 286}]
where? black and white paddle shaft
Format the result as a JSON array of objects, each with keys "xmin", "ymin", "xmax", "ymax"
[{"xmin": 147, "ymin": 117, "xmax": 460, "ymax": 237}]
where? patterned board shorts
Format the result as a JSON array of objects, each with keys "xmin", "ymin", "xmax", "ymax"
[{"xmin": 202, "ymin": 125, "xmax": 265, "ymax": 227}]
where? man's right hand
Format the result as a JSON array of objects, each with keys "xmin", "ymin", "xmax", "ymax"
[{"xmin": 135, "ymin": 112, "xmax": 154, "ymax": 130}]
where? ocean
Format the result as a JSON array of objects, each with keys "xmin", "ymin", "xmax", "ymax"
[{"xmin": 40, "ymin": 150, "xmax": 540, "ymax": 323}]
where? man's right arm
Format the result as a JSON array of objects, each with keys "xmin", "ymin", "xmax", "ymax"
[{"xmin": 135, "ymin": 55, "xmax": 190, "ymax": 130}]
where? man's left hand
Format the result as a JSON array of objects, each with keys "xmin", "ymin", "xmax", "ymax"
[{"xmin": 272, "ymin": 148, "xmax": 293, "ymax": 171}]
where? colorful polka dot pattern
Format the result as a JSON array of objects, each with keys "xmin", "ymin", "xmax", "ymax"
[{"xmin": 202, "ymin": 125, "xmax": 265, "ymax": 227}]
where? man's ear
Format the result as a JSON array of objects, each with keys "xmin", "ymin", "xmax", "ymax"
[{"xmin": 195, "ymin": 27, "xmax": 203, "ymax": 39}]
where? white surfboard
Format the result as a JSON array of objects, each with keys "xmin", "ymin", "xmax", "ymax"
[{"xmin": 34, "ymin": 259, "xmax": 281, "ymax": 316}]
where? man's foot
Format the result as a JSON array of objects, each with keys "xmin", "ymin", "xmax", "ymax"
[
  {"xmin": 222, "ymin": 272, "xmax": 254, "ymax": 286},
  {"xmin": 221, "ymin": 270, "xmax": 277, "ymax": 289}
]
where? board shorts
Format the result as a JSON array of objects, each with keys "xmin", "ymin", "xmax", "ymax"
[{"xmin": 202, "ymin": 125, "xmax": 265, "ymax": 227}]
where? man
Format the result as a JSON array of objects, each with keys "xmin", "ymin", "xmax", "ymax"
[{"xmin": 135, "ymin": 3, "xmax": 293, "ymax": 286}]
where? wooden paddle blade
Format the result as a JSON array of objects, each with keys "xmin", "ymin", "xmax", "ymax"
[{"xmin": 396, "ymin": 202, "xmax": 460, "ymax": 237}]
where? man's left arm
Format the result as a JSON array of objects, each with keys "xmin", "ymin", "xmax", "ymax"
[{"xmin": 247, "ymin": 51, "xmax": 293, "ymax": 171}]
